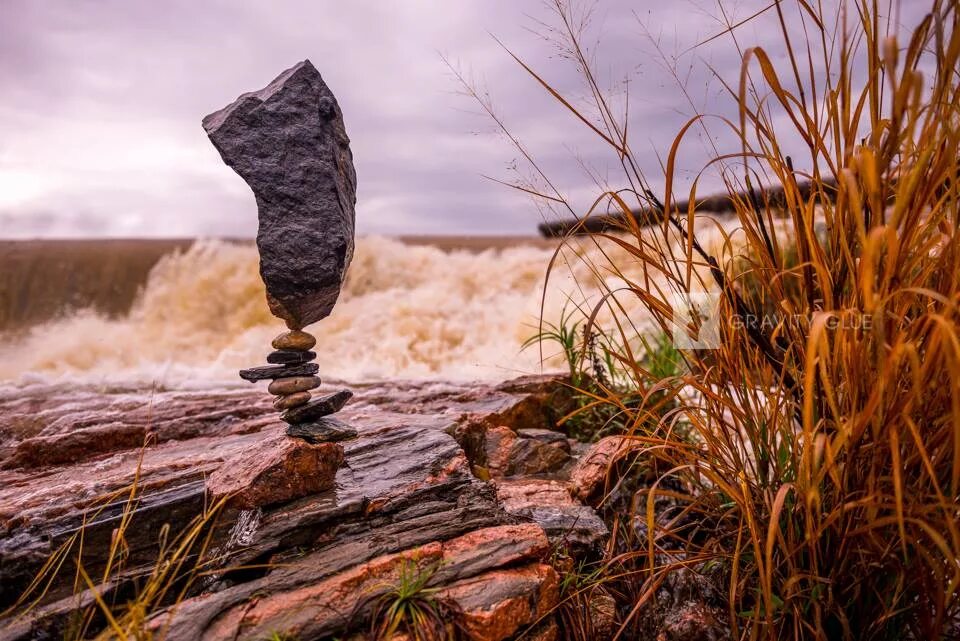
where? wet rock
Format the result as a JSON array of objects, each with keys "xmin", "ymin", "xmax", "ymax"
[
  {"xmin": 495, "ymin": 479, "xmax": 608, "ymax": 550},
  {"xmin": 589, "ymin": 589, "xmax": 618, "ymax": 640},
  {"xmin": 273, "ymin": 391, "xmax": 311, "ymax": 410},
  {"xmin": 0, "ymin": 375, "xmax": 575, "ymax": 637},
  {"xmin": 517, "ymin": 427, "xmax": 570, "ymax": 449},
  {"xmin": 482, "ymin": 426, "xmax": 516, "ymax": 476},
  {"xmin": 203, "ymin": 60, "xmax": 356, "ymax": 329},
  {"xmin": 438, "ymin": 563, "xmax": 559, "ymax": 641},
  {"xmin": 286, "ymin": 417, "xmax": 358, "ymax": 443},
  {"xmin": 569, "ymin": 436, "xmax": 633, "ymax": 503},
  {"xmin": 268, "ymin": 376, "xmax": 322, "ymax": 395},
  {"xmin": 239, "ymin": 362, "xmax": 319, "ymax": 382},
  {"xmin": 496, "ymin": 478, "xmax": 574, "ymax": 509},
  {"xmin": 1, "ymin": 389, "xmax": 277, "ymax": 470},
  {"xmin": 638, "ymin": 564, "xmax": 730, "ymax": 641},
  {"xmin": 272, "ymin": 330, "xmax": 317, "ymax": 351},
  {"xmin": 154, "ymin": 524, "xmax": 549, "ymax": 640},
  {"xmin": 506, "ymin": 433, "xmax": 570, "ymax": 476},
  {"xmin": 484, "ymin": 425, "xmax": 570, "ymax": 477},
  {"xmin": 266, "ymin": 349, "xmax": 316, "ymax": 365},
  {"xmin": 281, "ymin": 389, "xmax": 352, "ymax": 424},
  {"xmin": 206, "ymin": 435, "xmax": 342, "ymax": 510}
]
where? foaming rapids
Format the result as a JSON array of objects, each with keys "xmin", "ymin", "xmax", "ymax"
[{"xmin": 0, "ymin": 224, "xmax": 739, "ymax": 388}]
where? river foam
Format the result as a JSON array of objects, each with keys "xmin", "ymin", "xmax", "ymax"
[{"xmin": 0, "ymin": 223, "xmax": 740, "ymax": 388}]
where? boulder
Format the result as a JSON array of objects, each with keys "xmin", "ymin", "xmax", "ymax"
[
  {"xmin": 206, "ymin": 435, "xmax": 342, "ymax": 509},
  {"xmin": 437, "ymin": 563, "xmax": 559, "ymax": 641},
  {"xmin": 495, "ymin": 478, "xmax": 608, "ymax": 550},
  {"xmin": 203, "ymin": 60, "xmax": 356, "ymax": 329},
  {"xmin": 483, "ymin": 426, "xmax": 570, "ymax": 478},
  {"xmin": 569, "ymin": 436, "xmax": 634, "ymax": 503}
]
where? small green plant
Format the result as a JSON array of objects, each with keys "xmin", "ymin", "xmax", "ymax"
[
  {"xmin": 525, "ymin": 309, "xmax": 684, "ymax": 441},
  {"xmin": 522, "ymin": 304, "xmax": 592, "ymax": 387},
  {"xmin": 638, "ymin": 332, "xmax": 683, "ymax": 381},
  {"xmin": 364, "ymin": 559, "xmax": 451, "ymax": 641}
]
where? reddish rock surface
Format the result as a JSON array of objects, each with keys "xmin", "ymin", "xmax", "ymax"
[
  {"xmin": 438, "ymin": 562, "xmax": 559, "ymax": 641},
  {"xmin": 568, "ymin": 435, "xmax": 634, "ymax": 503},
  {"xmin": 0, "ymin": 375, "xmax": 728, "ymax": 640},
  {"xmin": 0, "ymin": 376, "xmax": 587, "ymax": 641},
  {"xmin": 496, "ymin": 478, "xmax": 607, "ymax": 550},
  {"xmin": 206, "ymin": 435, "xmax": 342, "ymax": 509},
  {"xmin": 155, "ymin": 523, "xmax": 551, "ymax": 641},
  {"xmin": 482, "ymin": 425, "xmax": 570, "ymax": 478}
]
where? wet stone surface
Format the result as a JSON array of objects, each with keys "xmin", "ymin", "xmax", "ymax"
[
  {"xmin": 281, "ymin": 388, "xmax": 353, "ymax": 424},
  {"xmin": 0, "ymin": 375, "xmax": 625, "ymax": 641},
  {"xmin": 266, "ymin": 349, "xmax": 316, "ymax": 365},
  {"xmin": 286, "ymin": 417, "xmax": 359, "ymax": 443},
  {"xmin": 238, "ymin": 362, "xmax": 319, "ymax": 382}
]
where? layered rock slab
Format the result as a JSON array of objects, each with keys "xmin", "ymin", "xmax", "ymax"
[
  {"xmin": 160, "ymin": 524, "xmax": 551, "ymax": 641},
  {"xmin": 0, "ymin": 377, "xmax": 596, "ymax": 641},
  {"xmin": 203, "ymin": 59, "xmax": 356, "ymax": 329}
]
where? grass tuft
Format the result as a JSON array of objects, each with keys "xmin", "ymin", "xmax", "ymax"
[{"xmin": 496, "ymin": 0, "xmax": 960, "ymax": 638}]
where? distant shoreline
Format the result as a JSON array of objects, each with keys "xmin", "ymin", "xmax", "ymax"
[
  {"xmin": 0, "ymin": 234, "xmax": 558, "ymax": 251},
  {"xmin": 0, "ymin": 235, "xmax": 559, "ymax": 332}
]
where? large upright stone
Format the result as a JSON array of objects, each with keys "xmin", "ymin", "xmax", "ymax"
[{"xmin": 202, "ymin": 60, "xmax": 356, "ymax": 329}]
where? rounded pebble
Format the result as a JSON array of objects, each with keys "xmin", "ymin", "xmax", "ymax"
[
  {"xmin": 272, "ymin": 330, "xmax": 317, "ymax": 351},
  {"xmin": 268, "ymin": 376, "xmax": 322, "ymax": 395},
  {"xmin": 274, "ymin": 391, "xmax": 311, "ymax": 410}
]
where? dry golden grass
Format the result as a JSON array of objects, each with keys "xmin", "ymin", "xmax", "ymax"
[
  {"xmin": 2, "ymin": 444, "xmax": 229, "ymax": 641},
  {"xmin": 493, "ymin": 0, "xmax": 960, "ymax": 639}
]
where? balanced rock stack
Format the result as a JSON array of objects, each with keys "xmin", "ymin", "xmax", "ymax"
[
  {"xmin": 239, "ymin": 330, "xmax": 357, "ymax": 443},
  {"xmin": 202, "ymin": 58, "xmax": 360, "ymax": 504}
]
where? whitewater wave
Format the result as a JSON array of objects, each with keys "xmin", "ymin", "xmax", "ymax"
[{"xmin": 0, "ymin": 223, "xmax": 741, "ymax": 388}]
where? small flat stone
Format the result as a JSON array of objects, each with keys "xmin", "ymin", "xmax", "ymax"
[
  {"xmin": 268, "ymin": 376, "xmax": 321, "ymax": 395},
  {"xmin": 239, "ymin": 363, "xmax": 319, "ymax": 382},
  {"xmin": 286, "ymin": 417, "xmax": 358, "ymax": 443},
  {"xmin": 274, "ymin": 391, "xmax": 311, "ymax": 410},
  {"xmin": 267, "ymin": 350, "xmax": 317, "ymax": 365},
  {"xmin": 272, "ymin": 330, "xmax": 317, "ymax": 351},
  {"xmin": 281, "ymin": 389, "xmax": 353, "ymax": 424}
]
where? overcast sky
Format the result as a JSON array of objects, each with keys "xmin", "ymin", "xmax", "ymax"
[{"xmin": 0, "ymin": 1, "xmax": 925, "ymax": 238}]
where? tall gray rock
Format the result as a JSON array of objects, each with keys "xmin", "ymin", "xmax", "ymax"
[{"xmin": 203, "ymin": 60, "xmax": 356, "ymax": 329}]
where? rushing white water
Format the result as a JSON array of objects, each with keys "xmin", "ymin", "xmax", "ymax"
[{"xmin": 0, "ymin": 223, "xmax": 741, "ymax": 388}]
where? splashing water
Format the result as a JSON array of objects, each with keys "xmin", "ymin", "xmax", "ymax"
[{"xmin": 0, "ymin": 225, "xmax": 741, "ymax": 388}]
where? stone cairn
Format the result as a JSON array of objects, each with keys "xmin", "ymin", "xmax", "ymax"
[
  {"xmin": 239, "ymin": 329, "xmax": 356, "ymax": 442},
  {"xmin": 204, "ymin": 59, "xmax": 359, "ymax": 457}
]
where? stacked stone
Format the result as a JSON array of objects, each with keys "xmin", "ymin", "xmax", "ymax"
[{"xmin": 239, "ymin": 330, "xmax": 358, "ymax": 443}]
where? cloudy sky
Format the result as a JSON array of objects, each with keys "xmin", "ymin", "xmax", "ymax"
[{"xmin": 0, "ymin": 1, "xmax": 923, "ymax": 237}]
